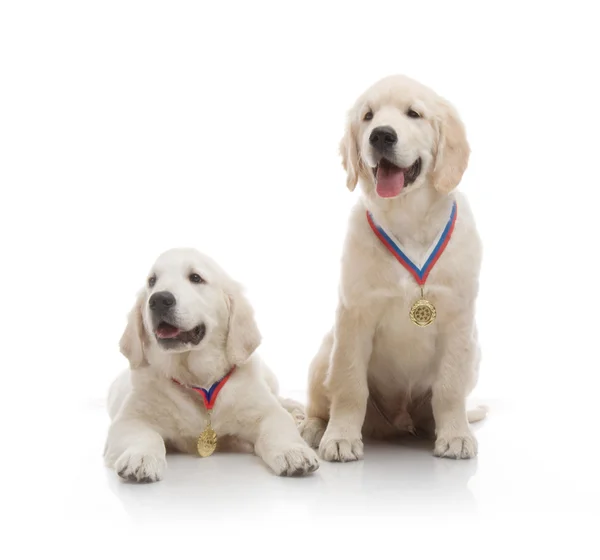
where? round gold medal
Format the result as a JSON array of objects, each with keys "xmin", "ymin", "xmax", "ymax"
[
  {"xmin": 410, "ymin": 298, "xmax": 436, "ymax": 327},
  {"xmin": 197, "ymin": 425, "xmax": 217, "ymax": 458}
]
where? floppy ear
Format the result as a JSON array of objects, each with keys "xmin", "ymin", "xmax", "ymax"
[
  {"xmin": 339, "ymin": 116, "xmax": 360, "ymax": 191},
  {"xmin": 225, "ymin": 287, "xmax": 261, "ymax": 365},
  {"xmin": 119, "ymin": 291, "xmax": 149, "ymax": 370},
  {"xmin": 432, "ymin": 102, "xmax": 470, "ymax": 193}
]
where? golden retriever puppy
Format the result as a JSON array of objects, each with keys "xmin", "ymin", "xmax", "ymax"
[
  {"xmin": 301, "ymin": 75, "xmax": 486, "ymax": 462},
  {"xmin": 105, "ymin": 248, "xmax": 319, "ymax": 481}
]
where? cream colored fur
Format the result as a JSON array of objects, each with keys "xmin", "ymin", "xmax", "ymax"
[
  {"xmin": 105, "ymin": 248, "xmax": 318, "ymax": 481},
  {"xmin": 301, "ymin": 75, "xmax": 486, "ymax": 462}
]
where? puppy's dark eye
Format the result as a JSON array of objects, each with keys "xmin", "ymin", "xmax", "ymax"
[
  {"xmin": 407, "ymin": 108, "xmax": 422, "ymax": 119},
  {"xmin": 363, "ymin": 110, "xmax": 374, "ymax": 121},
  {"xmin": 189, "ymin": 273, "xmax": 204, "ymax": 284},
  {"xmin": 148, "ymin": 275, "xmax": 156, "ymax": 288}
]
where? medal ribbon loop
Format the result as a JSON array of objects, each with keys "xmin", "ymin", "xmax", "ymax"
[
  {"xmin": 366, "ymin": 201, "xmax": 457, "ymax": 286},
  {"xmin": 172, "ymin": 366, "xmax": 236, "ymax": 410}
]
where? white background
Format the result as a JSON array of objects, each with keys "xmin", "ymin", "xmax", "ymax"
[{"xmin": 1, "ymin": 0, "xmax": 599, "ymax": 557}]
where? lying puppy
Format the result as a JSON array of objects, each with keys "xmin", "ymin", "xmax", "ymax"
[
  {"xmin": 301, "ymin": 75, "xmax": 486, "ymax": 462},
  {"xmin": 105, "ymin": 248, "xmax": 319, "ymax": 481}
]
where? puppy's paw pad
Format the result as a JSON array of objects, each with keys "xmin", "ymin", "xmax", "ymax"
[
  {"xmin": 114, "ymin": 449, "xmax": 166, "ymax": 483},
  {"xmin": 300, "ymin": 417, "xmax": 327, "ymax": 448},
  {"xmin": 434, "ymin": 433, "xmax": 478, "ymax": 459},
  {"xmin": 319, "ymin": 435, "xmax": 363, "ymax": 462},
  {"xmin": 268, "ymin": 445, "xmax": 320, "ymax": 477}
]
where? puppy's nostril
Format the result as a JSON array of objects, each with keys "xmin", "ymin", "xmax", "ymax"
[
  {"xmin": 370, "ymin": 126, "xmax": 397, "ymax": 149},
  {"xmin": 149, "ymin": 291, "xmax": 176, "ymax": 311}
]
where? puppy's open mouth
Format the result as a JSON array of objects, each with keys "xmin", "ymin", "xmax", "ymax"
[
  {"xmin": 372, "ymin": 157, "xmax": 421, "ymax": 198},
  {"xmin": 155, "ymin": 322, "xmax": 206, "ymax": 346}
]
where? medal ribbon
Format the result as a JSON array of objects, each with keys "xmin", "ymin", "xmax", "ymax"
[
  {"xmin": 172, "ymin": 366, "xmax": 236, "ymax": 410},
  {"xmin": 366, "ymin": 201, "xmax": 457, "ymax": 286}
]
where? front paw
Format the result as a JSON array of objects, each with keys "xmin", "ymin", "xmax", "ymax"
[
  {"xmin": 114, "ymin": 449, "xmax": 167, "ymax": 483},
  {"xmin": 319, "ymin": 429, "xmax": 363, "ymax": 462},
  {"xmin": 434, "ymin": 432, "xmax": 478, "ymax": 459},
  {"xmin": 264, "ymin": 444, "xmax": 320, "ymax": 476}
]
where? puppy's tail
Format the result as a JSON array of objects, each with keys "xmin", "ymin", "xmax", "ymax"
[{"xmin": 467, "ymin": 405, "xmax": 489, "ymax": 423}]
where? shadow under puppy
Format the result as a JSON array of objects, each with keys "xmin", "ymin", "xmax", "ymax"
[{"xmin": 104, "ymin": 248, "xmax": 319, "ymax": 481}]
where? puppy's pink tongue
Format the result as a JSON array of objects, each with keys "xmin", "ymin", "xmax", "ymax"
[
  {"xmin": 156, "ymin": 324, "xmax": 181, "ymax": 339},
  {"xmin": 376, "ymin": 166, "xmax": 405, "ymax": 198}
]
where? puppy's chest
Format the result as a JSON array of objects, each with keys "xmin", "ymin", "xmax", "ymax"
[
  {"xmin": 169, "ymin": 391, "xmax": 236, "ymax": 442},
  {"xmin": 370, "ymin": 300, "xmax": 439, "ymax": 376},
  {"xmin": 354, "ymin": 251, "xmax": 457, "ymax": 312},
  {"xmin": 169, "ymin": 393, "xmax": 210, "ymax": 436},
  {"xmin": 365, "ymin": 248, "xmax": 455, "ymax": 375}
]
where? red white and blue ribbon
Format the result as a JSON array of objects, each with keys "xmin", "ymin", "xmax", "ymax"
[
  {"xmin": 366, "ymin": 201, "xmax": 457, "ymax": 285},
  {"xmin": 172, "ymin": 366, "xmax": 236, "ymax": 410}
]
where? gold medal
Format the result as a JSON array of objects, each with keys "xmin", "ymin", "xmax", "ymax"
[
  {"xmin": 410, "ymin": 297, "xmax": 436, "ymax": 327},
  {"xmin": 197, "ymin": 412, "xmax": 217, "ymax": 458},
  {"xmin": 410, "ymin": 286, "xmax": 436, "ymax": 327}
]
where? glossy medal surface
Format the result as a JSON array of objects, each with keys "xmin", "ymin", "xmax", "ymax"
[
  {"xmin": 410, "ymin": 298, "xmax": 436, "ymax": 327},
  {"xmin": 197, "ymin": 425, "xmax": 217, "ymax": 458}
]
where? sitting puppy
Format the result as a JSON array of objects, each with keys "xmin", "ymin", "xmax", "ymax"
[
  {"xmin": 301, "ymin": 75, "xmax": 486, "ymax": 462},
  {"xmin": 104, "ymin": 248, "xmax": 319, "ymax": 481}
]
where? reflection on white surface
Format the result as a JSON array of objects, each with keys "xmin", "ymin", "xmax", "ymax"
[
  {"xmin": 66, "ymin": 397, "xmax": 600, "ymax": 524},
  {"xmin": 105, "ymin": 439, "xmax": 479, "ymax": 520}
]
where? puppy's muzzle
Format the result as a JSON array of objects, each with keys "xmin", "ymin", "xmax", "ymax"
[{"xmin": 369, "ymin": 126, "xmax": 397, "ymax": 153}]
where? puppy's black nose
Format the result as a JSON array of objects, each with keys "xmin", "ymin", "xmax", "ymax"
[
  {"xmin": 149, "ymin": 291, "xmax": 176, "ymax": 312},
  {"xmin": 369, "ymin": 126, "xmax": 397, "ymax": 150}
]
